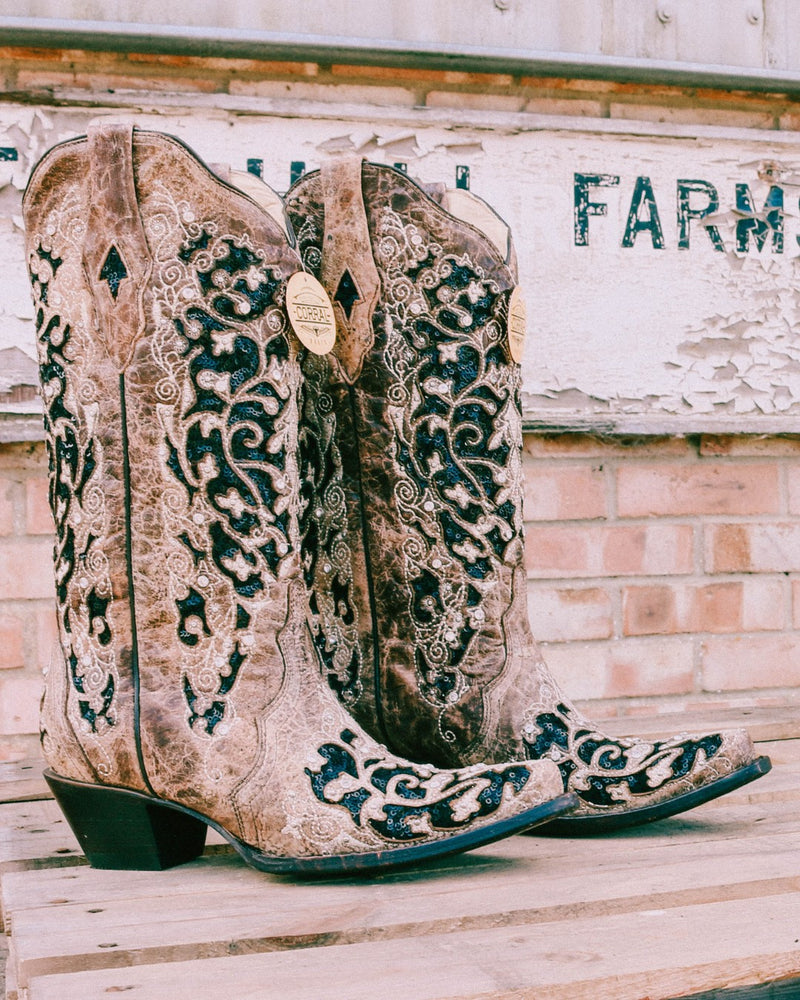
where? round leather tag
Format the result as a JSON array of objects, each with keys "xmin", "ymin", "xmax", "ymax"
[
  {"xmin": 507, "ymin": 286, "xmax": 527, "ymax": 364},
  {"xmin": 286, "ymin": 271, "xmax": 336, "ymax": 355}
]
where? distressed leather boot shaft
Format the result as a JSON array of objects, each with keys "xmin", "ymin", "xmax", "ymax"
[
  {"xmin": 286, "ymin": 159, "xmax": 770, "ymax": 832},
  {"xmin": 23, "ymin": 125, "xmax": 572, "ymax": 873}
]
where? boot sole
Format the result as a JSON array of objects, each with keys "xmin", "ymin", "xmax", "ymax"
[
  {"xmin": 44, "ymin": 770, "xmax": 577, "ymax": 875},
  {"xmin": 531, "ymin": 755, "xmax": 771, "ymax": 836}
]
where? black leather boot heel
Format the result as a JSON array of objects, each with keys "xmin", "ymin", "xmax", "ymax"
[{"xmin": 44, "ymin": 770, "xmax": 207, "ymax": 870}]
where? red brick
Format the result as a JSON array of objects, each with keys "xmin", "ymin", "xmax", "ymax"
[
  {"xmin": 524, "ymin": 525, "xmax": 589, "ymax": 576},
  {"xmin": 623, "ymin": 585, "xmax": 678, "ymax": 635},
  {"xmin": 0, "ymin": 539, "xmax": 55, "ymax": 600},
  {"xmin": 524, "ymin": 97, "xmax": 604, "ymax": 117},
  {"xmin": 0, "ymin": 45, "xmax": 73, "ymax": 62},
  {"xmin": 706, "ymin": 522, "xmax": 800, "ymax": 573},
  {"xmin": 35, "ymin": 604, "xmax": 60, "ymax": 665},
  {"xmin": 738, "ymin": 578, "xmax": 786, "ymax": 631},
  {"xmin": 688, "ymin": 583, "xmax": 745, "ymax": 633},
  {"xmin": 81, "ymin": 71, "xmax": 220, "ymax": 93},
  {"xmin": 0, "ymin": 613, "xmax": 24, "ymax": 669},
  {"xmin": 0, "ymin": 442, "xmax": 47, "ymax": 473},
  {"xmin": 623, "ymin": 579, "xmax": 784, "ymax": 636},
  {"xmin": 331, "ymin": 63, "xmax": 449, "ymax": 83},
  {"xmin": 128, "ymin": 53, "xmax": 318, "ymax": 76},
  {"xmin": 518, "ymin": 76, "xmax": 621, "ymax": 94},
  {"xmin": 0, "ymin": 674, "xmax": 41, "ymax": 736},
  {"xmin": 25, "ymin": 477, "xmax": 53, "ymax": 535},
  {"xmin": 0, "ymin": 481, "xmax": 15, "ymax": 536},
  {"xmin": 701, "ymin": 634, "xmax": 800, "ymax": 691},
  {"xmin": 426, "ymin": 91, "xmax": 525, "ymax": 112},
  {"xmin": 331, "ymin": 64, "xmax": 512, "ymax": 87},
  {"xmin": 522, "ymin": 434, "xmax": 690, "ymax": 460},
  {"xmin": 522, "ymin": 466, "xmax": 606, "ymax": 522},
  {"xmin": 539, "ymin": 643, "xmax": 610, "ymax": 701},
  {"xmin": 544, "ymin": 637, "xmax": 694, "ymax": 700},
  {"xmin": 440, "ymin": 71, "xmax": 514, "ymax": 87},
  {"xmin": 601, "ymin": 524, "xmax": 694, "ymax": 577},
  {"xmin": 617, "ymin": 463, "xmax": 780, "ymax": 517},
  {"xmin": 526, "ymin": 523, "xmax": 693, "ymax": 579},
  {"xmin": 15, "ymin": 69, "xmax": 76, "ymax": 89},
  {"xmin": 527, "ymin": 585, "xmax": 613, "ymax": 642},
  {"xmin": 700, "ymin": 435, "xmax": 800, "ymax": 457},
  {"xmin": 229, "ymin": 79, "xmax": 417, "ymax": 106},
  {"xmin": 610, "ymin": 102, "xmax": 775, "ymax": 129},
  {"xmin": 705, "ymin": 524, "xmax": 749, "ymax": 573},
  {"xmin": 788, "ymin": 465, "xmax": 800, "ymax": 515},
  {"xmin": 607, "ymin": 638, "xmax": 694, "ymax": 698}
]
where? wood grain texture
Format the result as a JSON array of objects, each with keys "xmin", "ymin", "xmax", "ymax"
[{"xmin": 2, "ymin": 726, "xmax": 798, "ymax": 1000}]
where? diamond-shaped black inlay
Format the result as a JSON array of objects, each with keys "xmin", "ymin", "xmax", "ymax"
[
  {"xmin": 99, "ymin": 245, "xmax": 128, "ymax": 300},
  {"xmin": 334, "ymin": 269, "xmax": 360, "ymax": 320}
]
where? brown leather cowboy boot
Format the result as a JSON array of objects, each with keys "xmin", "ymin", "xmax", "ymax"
[
  {"xmin": 285, "ymin": 159, "xmax": 771, "ymax": 833},
  {"xmin": 23, "ymin": 125, "xmax": 574, "ymax": 873}
]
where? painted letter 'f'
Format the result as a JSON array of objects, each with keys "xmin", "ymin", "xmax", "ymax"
[{"xmin": 573, "ymin": 173, "xmax": 620, "ymax": 246}]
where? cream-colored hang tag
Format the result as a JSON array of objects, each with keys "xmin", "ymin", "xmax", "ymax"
[
  {"xmin": 507, "ymin": 286, "xmax": 527, "ymax": 364},
  {"xmin": 286, "ymin": 272, "xmax": 337, "ymax": 355}
]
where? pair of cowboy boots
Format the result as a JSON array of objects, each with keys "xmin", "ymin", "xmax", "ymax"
[
  {"xmin": 23, "ymin": 125, "xmax": 575, "ymax": 875},
  {"xmin": 23, "ymin": 125, "xmax": 769, "ymax": 875}
]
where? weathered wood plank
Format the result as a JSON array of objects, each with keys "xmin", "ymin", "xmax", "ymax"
[
  {"xmin": 3, "ymin": 732, "xmax": 797, "ymax": 999},
  {"xmin": 0, "ymin": 800, "xmax": 82, "ymax": 878},
  {"xmin": 23, "ymin": 893, "xmax": 800, "ymax": 1000},
  {"xmin": 3, "ymin": 790, "xmax": 798, "ymax": 908},
  {"xmin": 0, "ymin": 760, "xmax": 48, "ymax": 805},
  {"xmin": 599, "ymin": 709, "xmax": 800, "ymax": 745},
  {"xmin": 4, "ymin": 803, "xmax": 798, "ymax": 990},
  {"xmin": 0, "ymin": 797, "xmax": 229, "ymax": 881},
  {"xmin": 4, "ymin": 936, "xmax": 19, "ymax": 1000}
]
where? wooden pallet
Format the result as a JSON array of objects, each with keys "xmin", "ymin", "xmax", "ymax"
[{"xmin": 2, "ymin": 713, "xmax": 799, "ymax": 1000}]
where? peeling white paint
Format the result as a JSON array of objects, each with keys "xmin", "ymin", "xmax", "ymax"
[{"xmin": 3, "ymin": 101, "xmax": 800, "ymax": 429}]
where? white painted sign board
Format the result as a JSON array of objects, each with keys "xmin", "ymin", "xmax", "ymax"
[{"xmin": 3, "ymin": 99, "xmax": 799, "ymax": 433}]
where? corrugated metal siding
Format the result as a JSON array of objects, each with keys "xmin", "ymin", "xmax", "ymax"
[{"xmin": 1, "ymin": 1, "xmax": 800, "ymax": 78}]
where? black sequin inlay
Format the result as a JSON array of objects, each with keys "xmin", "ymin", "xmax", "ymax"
[
  {"xmin": 167, "ymin": 229, "xmax": 291, "ymax": 732},
  {"xmin": 306, "ymin": 731, "xmax": 531, "ymax": 841},
  {"xmin": 523, "ymin": 704, "xmax": 724, "ymax": 807},
  {"xmin": 393, "ymin": 255, "xmax": 517, "ymax": 705},
  {"xmin": 98, "ymin": 245, "xmax": 128, "ymax": 300}
]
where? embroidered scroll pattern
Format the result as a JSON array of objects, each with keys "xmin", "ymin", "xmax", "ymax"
[
  {"xmin": 306, "ymin": 727, "xmax": 532, "ymax": 841},
  {"xmin": 521, "ymin": 702, "xmax": 724, "ymax": 807},
  {"xmin": 30, "ymin": 221, "xmax": 118, "ymax": 737},
  {"xmin": 375, "ymin": 202, "xmax": 522, "ymax": 717},
  {"xmin": 290, "ymin": 193, "xmax": 363, "ymax": 706},
  {"xmin": 297, "ymin": 353, "xmax": 363, "ymax": 706},
  {"xmin": 144, "ymin": 193, "xmax": 294, "ymax": 737}
]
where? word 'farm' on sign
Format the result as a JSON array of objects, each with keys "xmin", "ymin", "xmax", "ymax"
[{"xmin": 574, "ymin": 173, "xmax": 786, "ymax": 252}]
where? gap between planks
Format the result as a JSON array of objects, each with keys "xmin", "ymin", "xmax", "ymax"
[{"xmin": 19, "ymin": 893, "xmax": 800, "ymax": 1000}]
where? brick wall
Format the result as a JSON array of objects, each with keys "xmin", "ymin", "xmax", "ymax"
[
  {"xmin": 0, "ymin": 442, "xmax": 57, "ymax": 761},
  {"xmin": 2, "ymin": 431, "xmax": 799, "ymax": 760},
  {"xmin": 523, "ymin": 433, "xmax": 800, "ymax": 719}
]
